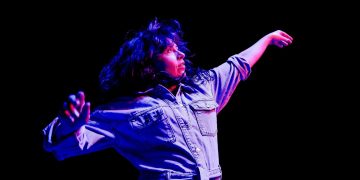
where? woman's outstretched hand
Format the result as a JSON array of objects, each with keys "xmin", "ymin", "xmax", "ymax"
[
  {"xmin": 268, "ymin": 30, "xmax": 293, "ymax": 48},
  {"xmin": 59, "ymin": 91, "xmax": 91, "ymax": 134}
]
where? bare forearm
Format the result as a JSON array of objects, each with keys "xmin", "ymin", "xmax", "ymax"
[{"xmin": 239, "ymin": 34, "xmax": 271, "ymax": 68}]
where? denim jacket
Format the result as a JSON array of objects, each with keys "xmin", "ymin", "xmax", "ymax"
[{"xmin": 43, "ymin": 54, "xmax": 251, "ymax": 180}]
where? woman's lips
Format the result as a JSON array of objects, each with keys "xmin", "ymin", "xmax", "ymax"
[{"xmin": 178, "ymin": 65, "xmax": 185, "ymax": 71}]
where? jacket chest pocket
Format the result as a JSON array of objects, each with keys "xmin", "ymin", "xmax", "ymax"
[
  {"xmin": 190, "ymin": 100, "xmax": 218, "ymax": 136},
  {"xmin": 129, "ymin": 107, "xmax": 175, "ymax": 143}
]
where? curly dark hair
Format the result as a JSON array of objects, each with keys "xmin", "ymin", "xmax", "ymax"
[{"xmin": 99, "ymin": 18, "xmax": 212, "ymax": 99}]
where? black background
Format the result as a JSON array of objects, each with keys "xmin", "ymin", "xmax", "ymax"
[{"xmin": 9, "ymin": 2, "xmax": 351, "ymax": 179}]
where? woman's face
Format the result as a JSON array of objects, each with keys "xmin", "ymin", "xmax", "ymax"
[{"xmin": 155, "ymin": 42, "xmax": 186, "ymax": 78}]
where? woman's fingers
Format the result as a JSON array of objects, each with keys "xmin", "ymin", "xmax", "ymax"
[
  {"xmin": 72, "ymin": 102, "xmax": 91, "ymax": 128},
  {"xmin": 271, "ymin": 30, "xmax": 293, "ymax": 48},
  {"xmin": 69, "ymin": 103, "xmax": 80, "ymax": 117},
  {"xmin": 61, "ymin": 91, "xmax": 89, "ymax": 125},
  {"xmin": 63, "ymin": 101, "xmax": 78, "ymax": 123},
  {"xmin": 79, "ymin": 102, "xmax": 91, "ymax": 124},
  {"xmin": 77, "ymin": 91, "xmax": 85, "ymax": 110},
  {"xmin": 279, "ymin": 30, "xmax": 293, "ymax": 41}
]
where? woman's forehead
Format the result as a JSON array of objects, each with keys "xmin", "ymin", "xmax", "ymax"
[{"xmin": 165, "ymin": 38, "xmax": 176, "ymax": 46}]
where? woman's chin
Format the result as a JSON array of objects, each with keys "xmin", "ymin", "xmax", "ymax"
[
  {"xmin": 180, "ymin": 72, "xmax": 186, "ymax": 78},
  {"xmin": 172, "ymin": 71, "xmax": 186, "ymax": 79}
]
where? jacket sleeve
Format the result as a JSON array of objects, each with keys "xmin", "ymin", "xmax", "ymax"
[
  {"xmin": 210, "ymin": 54, "xmax": 251, "ymax": 113},
  {"xmin": 42, "ymin": 113, "xmax": 115, "ymax": 160}
]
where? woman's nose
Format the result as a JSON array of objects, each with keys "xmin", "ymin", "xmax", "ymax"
[{"xmin": 176, "ymin": 50, "xmax": 185, "ymax": 59}]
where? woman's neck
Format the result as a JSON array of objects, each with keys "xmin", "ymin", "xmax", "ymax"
[{"xmin": 168, "ymin": 84, "xmax": 178, "ymax": 94}]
